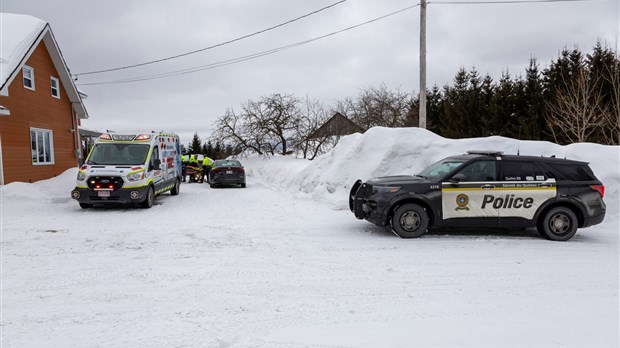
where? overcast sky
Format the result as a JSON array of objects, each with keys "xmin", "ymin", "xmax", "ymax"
[{"xmin": 2, "ymin": 0, "xmax": 618, "ymax": 145}]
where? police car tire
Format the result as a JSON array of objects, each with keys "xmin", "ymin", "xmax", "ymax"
[
  {"xmin": 538, "ymin": 207, "xmax": 578, "ymax": 241},
  {"xmin": 171, "ymin": 179, "xmax": 180, "ymax": 196},
  {"xmin": 141, "ymin": 186, "xmax": 155, "ymax": 208},
  {"xmin": 391, "ymin": 203, "xmax": 429, "ymax": 239},
  {"xmin": 79, "ymin": 203, "xmax": 92, "ymax": 209}
]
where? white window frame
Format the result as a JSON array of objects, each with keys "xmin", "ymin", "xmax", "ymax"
[
  {"xmin": 50, "ymin": 76, "xmax": 60, "ymax": 99},
  {"xmin": 30, "ymin": 128, "xmax": 54, "ymax": 165},
  {"xmin": 23, "ymin": 65, "xmax": 35, "ymax": 90}
]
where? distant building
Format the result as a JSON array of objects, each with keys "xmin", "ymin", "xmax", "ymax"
[
  {"xmin": 0, "ymin": 13, "xmax": 88, "ymax": 184},
  {"xmin": 308, "ymin": 112, "xmax": 364, "ymax": 140}
]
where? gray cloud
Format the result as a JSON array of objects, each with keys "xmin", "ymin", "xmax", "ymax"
[{"xmin": 3, "ymin": 0, "xmax": 617, "ymax": 145}]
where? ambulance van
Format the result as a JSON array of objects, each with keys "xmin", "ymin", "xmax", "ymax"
[{"xmin": 71, "ymin": 132, "xmax": 182, "ymax": 208}]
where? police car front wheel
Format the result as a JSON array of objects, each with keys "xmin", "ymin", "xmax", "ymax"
[
  {"xmin": 391, "ymin": 203, "xmax": 429, "ymax": 239},
  {"xmin": 538, "ymin": 207, "xmax": 578, "ymax": 241}
]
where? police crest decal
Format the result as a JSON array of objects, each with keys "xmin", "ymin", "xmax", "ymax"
[{"xmin": 456, "ymin": 193, "xmax": 470, "ymax": 211}]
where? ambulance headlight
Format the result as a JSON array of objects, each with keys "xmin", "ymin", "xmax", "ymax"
[
  {"xmin": 127, "ymin": 172, "xmax": 145, "ymax": 181},
  {"xmin": 77, "ymin": 171, "xmax": 87, "ymax": 181}
]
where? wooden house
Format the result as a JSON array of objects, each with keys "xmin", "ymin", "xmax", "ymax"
[{"xmin": 0, "ymin": 13, "xmax": 88, "ymax": 184}]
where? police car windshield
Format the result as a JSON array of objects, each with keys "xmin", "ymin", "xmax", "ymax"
[
  {"xmin": 87, "ymin": 144, "xmax": 150, "ymax": 165},
  {"xmin": 417, "ymin": 158, "xmax": 466, "ymax": 180}
]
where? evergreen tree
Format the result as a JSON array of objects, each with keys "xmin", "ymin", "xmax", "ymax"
[
  {"xmin": 520, "ymin": 58, "xmax": 546, "ymax": 140},
  {"xmin": 188, "ymin": 132, "xmax": 202, "ymax": 154},
  {"xmin": 441, "ymin": 67, "xmax": 470, "ymax": 138}
]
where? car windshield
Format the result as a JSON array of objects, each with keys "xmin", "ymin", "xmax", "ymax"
[
  {"xmin": 87, "ymin": 143, "xmax": 150, "ymax": 165},
  {"xmin": 214, "ymin": 160, "xmax": 242, "ymax": 168},
  {"xmin": 417, "ymin": 158, "xmax": 466, "ymax": 180}
]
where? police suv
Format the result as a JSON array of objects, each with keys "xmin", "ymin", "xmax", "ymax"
[
  {"xmin": 71, "ymin": 132, "xmax": 182, "ymax": 209},
  {"xmin": 349, "ymin": 151, "xmax": 606, "ymax": 241}
]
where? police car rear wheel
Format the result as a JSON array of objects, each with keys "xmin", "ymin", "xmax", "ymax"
[
  {"xmin": 391, "ymin": 203, "xmax": 429, "ymax": 238},
  {"xmin": 538, "ymin": 207, "xmax": 578, "ymax": 241}
]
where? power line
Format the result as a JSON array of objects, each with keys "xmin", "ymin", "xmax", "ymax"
[
  {"xmin": 74, "ymin": 0, "xmax": 348, "ymax": 77},
  {"xmin": 430, "ymin": 0, "xmax": 593, "ymax": 4},
  {"xmin": 77, "ymin": 4, "xmax": 419, "ymax": 86}
]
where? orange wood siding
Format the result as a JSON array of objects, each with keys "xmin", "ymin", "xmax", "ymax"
[{"xmin": 0, "ymin": 42, "xmax": 79, "ymax": 183}]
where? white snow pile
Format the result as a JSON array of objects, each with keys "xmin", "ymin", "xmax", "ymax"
[
  {"xmin": 1, "ymin": 127, "xmax": 618, "ymax": 348},
  {"xmin": 246, "ymin": 127, "xmax": 620, "ymax": 216}
]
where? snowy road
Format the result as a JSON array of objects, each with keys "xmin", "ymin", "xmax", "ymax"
[{"xmin": 1, "ymin": 174, "xmax": 618, "ymax": 348}]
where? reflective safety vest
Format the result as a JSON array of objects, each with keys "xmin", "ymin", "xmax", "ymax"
[
  {"xmin": 189, "ymin": 155, "xmax": 198, "ymax": 164},
  {"xmin": 202, "ymin": 157, "xmax": 213, "ymax": 166}
]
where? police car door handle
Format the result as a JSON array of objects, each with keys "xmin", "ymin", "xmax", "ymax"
[
  {"xmin": 539, "ymin": 183, "xmax": 552, "ymax": 188},
  {"xmin": 481, "ymin": 184, "xmax": 495, "ymax": 189}
]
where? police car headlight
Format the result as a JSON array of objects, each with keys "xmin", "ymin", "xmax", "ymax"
[
  {"xmin": 76, "ymin": 171, "xmax": 87, "ymax": 181},
  {"xmin": 373, "ymin": 186, "xmax": 401, "ymax": 193},
  {"xmin": 127, "ymin": 172, "xmax": 145, "ymax": 181}
]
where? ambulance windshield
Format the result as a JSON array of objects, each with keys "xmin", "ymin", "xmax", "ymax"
[{"xmin": 87, "ymin": 143, "xmax": 150, "ymax": 165}]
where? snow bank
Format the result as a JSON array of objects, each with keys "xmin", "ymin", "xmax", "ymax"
[{"xmin": 245, "ymin": 127, "xmax": 620, "ymax": 216}]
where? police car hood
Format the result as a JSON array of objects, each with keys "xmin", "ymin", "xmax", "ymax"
[{"xmin": 367, "ymin": 175, "xmax": 432, "ymax": 185}]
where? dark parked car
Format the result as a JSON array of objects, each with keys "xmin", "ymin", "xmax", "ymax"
[
  {"xmin": 350, "ymin": 151, "xmax": 606, "ymax": 241},
  {"xmin": 210, "ymin": 160, "xmax": 246, "ymax": 188}
]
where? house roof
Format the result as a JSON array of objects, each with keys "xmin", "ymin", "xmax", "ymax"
[
  {"xmin": 308, "ymin": 112, "xmax": 364, "ymax": 139},
  {"xmin": 0, "ymin": 13, "xmax": 88, "ymax": 119}
]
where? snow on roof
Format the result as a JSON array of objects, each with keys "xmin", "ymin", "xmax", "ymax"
[{"xmin": 0, "ymin": 13, "xmax": 47, "ymax": 88}]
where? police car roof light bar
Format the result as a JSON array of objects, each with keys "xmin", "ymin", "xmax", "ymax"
[{"xmin": 466, "ymin": 150, "xmax": 504, "ymax": 156}]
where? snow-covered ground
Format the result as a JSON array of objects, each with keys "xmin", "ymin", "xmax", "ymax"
[{"xmin": 1, "ymin": 128, "xmax": 619, "ymax": 347}]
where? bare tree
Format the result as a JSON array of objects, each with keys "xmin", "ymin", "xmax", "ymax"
[
  {"xmin": 545, "ymin": 66, "xmax": 607, "ymax": 143},
  {"xmin": 335, "ymin": 84, "xmax": 412, "ymax": 130},
  {"xmin": 602, "ymin": 53, "xmax": 620, "ymax": 145},
  {"xmin": 211, "ymin": 108, "xmax": 265, "ymax": 155},
  {"xmin": 294, "ymin": 96, "xmax": 333, "ymax": 160}
]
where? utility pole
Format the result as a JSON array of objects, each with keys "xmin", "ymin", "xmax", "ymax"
[{"xmin": 419, "ymin": 0, "xmax": 427, "ymax": 129}]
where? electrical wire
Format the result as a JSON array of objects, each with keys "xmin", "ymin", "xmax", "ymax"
[
  {"xmin": 430, "ymin": 0, "xmax": 592, "ymax": 4},
  {"xmin": 74, "ymin": 0, "xmax": 348, "ymax": 76},
  {"xmin": 77, "ymin": 4, "xmax": 419, "ymax": 86}
]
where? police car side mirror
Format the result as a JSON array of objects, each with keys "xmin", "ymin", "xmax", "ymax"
[
  {"xmin": 153, "ymin": 159, "xmax": 161, "ymax": 170},
  {"xmin": 450, "ymin": 174, "xmax": 466, "ymax": 183}
]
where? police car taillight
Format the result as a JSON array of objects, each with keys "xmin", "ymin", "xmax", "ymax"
[{"xmin": 590, "ymin": 185, "xmax": 605, "ymax": 198}]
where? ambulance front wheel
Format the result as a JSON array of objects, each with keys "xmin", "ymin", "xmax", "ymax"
[
  {"xmin": 537, "ymin": 206, "xmax": 578, "ymax": 241},
  {"xmin": 391, "ymin": 203, "xmax": 429, "ymax": 238},
  {"xmin": 141, "ymin": 186, "xmax": 155, "ymax": 208}
]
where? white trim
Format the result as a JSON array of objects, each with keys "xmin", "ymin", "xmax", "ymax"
[
  {"xmin": 30, "ymin": 127, "xmax": 55, "ymax": 165},
  {"xmin": 0, "ymin": 106, "xmax": 9, "ymax": 116},
  {"xmin": 23, "ymin": 65, "xmax": 35, "ymax": 91},
  {"xmin": 0, "ymin": 135, "xmax": 4, "ymax": 185},
  {"xmin": 50, "ymin": 76, "xmax": 60, "ymax": 99}
]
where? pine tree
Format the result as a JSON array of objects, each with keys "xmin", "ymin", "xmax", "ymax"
[
  {"xmin": 520, "ymin": 58, "xmax": 546, "ymax": 140},
  {"xmin": 188, "ymin": 132, "xmax": 202, "ymax": 154}
]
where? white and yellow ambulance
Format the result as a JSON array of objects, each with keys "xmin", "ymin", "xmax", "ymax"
[{"xmin": 71, "ymin": 132, "xmax": 182, "ymax": 208}]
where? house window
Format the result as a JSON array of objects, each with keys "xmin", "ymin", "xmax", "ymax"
[
  {"xmin": 30, "ymin": 128, "xmax": 54, "ymax": 165},
  {"xmin": 23, "ymin": 65, "xmax": 35, "ymax": 90},
  {"xmin": 50, "ymin": 77, "xmax": 60, "ymax": 98}
]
